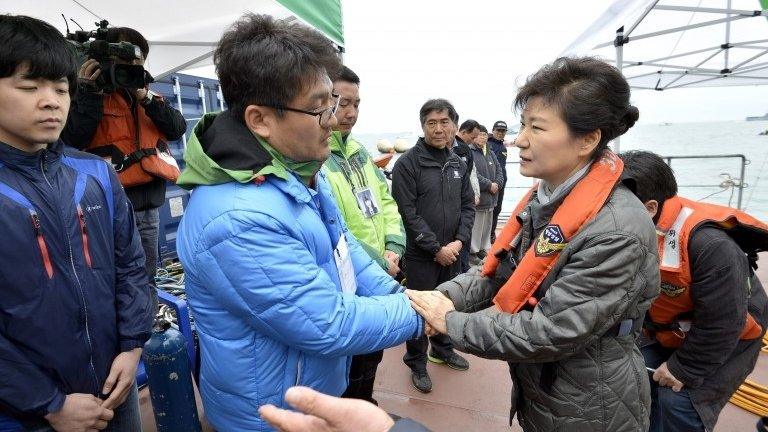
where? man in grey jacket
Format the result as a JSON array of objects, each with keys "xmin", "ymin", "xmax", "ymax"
[{"xmin": 468, "ymin": 125, "xmax": 503, "ymax": 265}]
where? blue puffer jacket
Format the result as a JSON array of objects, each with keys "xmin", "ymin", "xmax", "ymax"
[
  {"xmin": 176, "ymin": 112, "xmax": 422, "ymax": 431},
  {"xmin": 0, "ymin": 140, "xmax": 152, "ymax": 421}
]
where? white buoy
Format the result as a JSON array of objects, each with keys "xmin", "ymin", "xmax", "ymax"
[
  {"xmin": 393, "ymin": 138, "xmax": 411, "ymax": 153},
  {"xmin": 376, "ymin": 138, "xmax": 394, "ymax": 153}
]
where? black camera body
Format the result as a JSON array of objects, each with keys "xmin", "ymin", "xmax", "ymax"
[{"xmin": 67, "ymin": 20, "xmax": 150, "ymax": 92}]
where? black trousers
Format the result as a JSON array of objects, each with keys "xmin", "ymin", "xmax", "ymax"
[
  {"xmin": 491, "ymin": 185, "xmax": 506, "ymax": 242},
  {"xmin": 342, "ymin": 349, "xmax": 384, "ymax": 403},
  {"xmin": 402, "ymin": 256, "xmax": 459, "ymax": 373}
]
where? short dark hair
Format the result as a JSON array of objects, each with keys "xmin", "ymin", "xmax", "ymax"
[
  {"xmin": 515, "ymin": 56, "xmax": 639, "ymax": 158},
  {"xmin": 459, "ymin": 119, "xmax": 480, "ymax": 133},
  {"xmin": 215, "ymin": 13, "xmax": 342, "ymax": 123},
  {"xmin": 336, "ymin": 65, "xmax": 359, "ymax": 85},
  {"xmin": 0, "ymin": 15, "xmax": 78, "ymax": 96},
  {"xmin": 419, "ymin": 99, "xmax": 459, "ymax": 125},
  {"xmin": 619, "ymin": 150, "xmax": 677, "ymax": 211},
  {"xmin": 106, "ymin": 27, "xmax": 149, "ymax": 59},
  {"xmin": 478, "ymin": 125, "xmax": 488, "ymax": 133}
]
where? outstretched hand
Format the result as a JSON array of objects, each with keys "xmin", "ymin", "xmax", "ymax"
[
  {"xmin": 406, "ymin": 290, "xmax": 455, "ymax": 335},
  {"xmin": 259, "ymin": 386, "xmax": 394, "ymax": 432}
]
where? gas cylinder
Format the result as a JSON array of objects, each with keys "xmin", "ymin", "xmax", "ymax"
[{"xmin": 143, "ymin": 318, "xmax": 202, "ymax": 432}]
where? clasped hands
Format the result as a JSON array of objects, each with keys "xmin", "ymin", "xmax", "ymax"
[{"xmin": 405, "ymin": 289, "xmax": 455, "ymax": 336}]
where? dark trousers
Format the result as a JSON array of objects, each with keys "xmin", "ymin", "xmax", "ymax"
[
  {"xmin": 135, "ymin": 208, "xmax": 159, "ymax": 313},
  {"xmin": 342, "ymin": 349, "xmax": 384, "ymax": 404},
  {"xmin": 403, "ymin": 257, "xmax": 459, "ymax": 373},
  {"xmin": 642, "ymin": 343, "xmax": 706, "ymax": 432},
  {"xmin": 491, "ymin": 184, "xmax": 506, "ymax": 243}
]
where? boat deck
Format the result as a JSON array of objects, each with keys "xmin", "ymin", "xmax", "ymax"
[{"xmin": 138, "ymin": 252, "xmax": 768, "ymax": 431}]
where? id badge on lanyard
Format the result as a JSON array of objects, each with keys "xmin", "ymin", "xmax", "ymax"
[
  {"xmin": 334, "ymin": 233, "xmax": 358, "ymax": 294},
  {"xmin": 354, "ymin": 187, "xmax": 380, "ymax": 219}
]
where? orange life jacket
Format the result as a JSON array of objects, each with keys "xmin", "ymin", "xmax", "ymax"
[
  {"xmin": 86, "ymin": 92, "xmax": 180, "ymax": 188},
  {"xmin": 649, "ymin": 195, "xmax": 768, "ymax": 348},
  {"xmin": 482, "ymin": 152, "xmax": 623, "ymax": 313}
]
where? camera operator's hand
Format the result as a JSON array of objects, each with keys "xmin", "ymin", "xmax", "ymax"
[
  {"xmin": 78, "ymin": 59, "xmax": 102, "ymax": 92},
  {"xmin": 134, "ymin": 87, "xmax": 148, "ymax": 102}
]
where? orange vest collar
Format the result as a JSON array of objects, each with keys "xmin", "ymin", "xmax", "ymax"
[{"xmin": 483, "ymin": 152, "xmax": 623, "ymax": 313}]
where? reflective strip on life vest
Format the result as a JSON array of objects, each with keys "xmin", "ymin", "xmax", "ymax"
[{"xmin": 660, "ymin": 206, "xmax": 693, "ymax": 270}]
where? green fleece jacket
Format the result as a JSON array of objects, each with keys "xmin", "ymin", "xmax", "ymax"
[{"xmin": 321, "ymin": 132, "xmax": 405, "ymax": 270}]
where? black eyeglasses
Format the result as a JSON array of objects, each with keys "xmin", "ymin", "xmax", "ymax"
[{"xmin": 264, "ymin": 94, "xmax": 340, "ymax": 126}]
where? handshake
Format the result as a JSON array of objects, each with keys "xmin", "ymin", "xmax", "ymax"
[{"xmin": 405, "ymin": 289, "xmax": 456, "ymax": 337}]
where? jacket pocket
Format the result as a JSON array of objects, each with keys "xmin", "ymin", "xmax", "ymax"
[{"xmin": 100, "ymin": 107, "xmax": 132, "ymax": 143}]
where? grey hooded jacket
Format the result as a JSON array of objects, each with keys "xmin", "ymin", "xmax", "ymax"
[{"xmin": 437, "ymin": 183, "xmax": 660, "ymax": 432}]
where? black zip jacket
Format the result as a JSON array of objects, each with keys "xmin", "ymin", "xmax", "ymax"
[{"xmin": 392, "ymin": 138, "xmax": 475, "ymax": 259}]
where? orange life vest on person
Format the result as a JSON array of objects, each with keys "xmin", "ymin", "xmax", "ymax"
[
  {"xmin": 482, "ymin": 152, "xmax": 623, "ymax": 313},
  {"xmin": 649, "ymin": 195, "xmax": 768, "ymax": 348},
  {"xmin": 86, "ymin": 92, "xmax": 180, "ymax": 188}
]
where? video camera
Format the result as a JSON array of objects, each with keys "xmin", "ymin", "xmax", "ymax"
[{"xmin": 66, "ymin": 19, "xmax": 152, "ymax": 92}]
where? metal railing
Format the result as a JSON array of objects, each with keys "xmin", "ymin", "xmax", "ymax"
[{"xmin": 497, "ymin": 154, "xmax": 749, "ymax": 225}]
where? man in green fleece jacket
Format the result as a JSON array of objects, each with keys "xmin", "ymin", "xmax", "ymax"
[{"xmin": 321, "ymin": 66, "xmax": 406, "ymax": 404}]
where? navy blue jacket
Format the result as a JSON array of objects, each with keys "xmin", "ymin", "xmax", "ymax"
[
  {"xmin": 487, "ymin": 136, "xmax": 508, "ymax": 184},
  {"xmin": 0, "ymin": 140, "xmax": 152, "ymax": 419}
]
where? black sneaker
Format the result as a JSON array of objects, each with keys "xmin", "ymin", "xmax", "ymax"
[
  {"xmin": 427, "ymin": 351, "xmax": 470, "ymax": 371},
  {"xmin": 411, "ymin": 370, "xmax": 432, "ymax": 393}
]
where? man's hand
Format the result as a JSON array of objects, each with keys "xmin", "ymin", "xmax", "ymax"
[
  {"xmin": 653, "ymin": 362, "xmax": 684, "ymax": 392},
  {"xmin": 406, "ymin": 290, "xmax": 455, "ymax": 334},
  {"xmin": 446, "ymin": 240, "xmax": 463, "ymax": 256},
  {"xmin": 77, "ymin": 59, "xmax": 102, "ymax": 91},
  {"xmin": 474, "ymin": 196, "xmax": 480, "ymax": 206},
  {"xmin": 101, "ymin": 348, "xmax": 142, "ymax": 410},
  {"xmin": 434, "ymin": 246, "xmax": 458, "ymax": 266},
  {"xmin": 134, "ymin": 87, "xmax": 149, "ymax": 102},
  {"xmin": 489, "ymin": 183, "xmax": 499, "ymax": 194},
  {"xmin": 259, "ymin": 386, "xmax": 395, "ymax": 432},
  {"xmin": 383, "ymin": 250, "xmax": 400, "ymax": 277},
  {"xmin": 44, "ymin": 394, "xmax": 113, "ymax": 432}
]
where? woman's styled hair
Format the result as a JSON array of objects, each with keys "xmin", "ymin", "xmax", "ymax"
[{"xmin": 515, "ymin": 56, "xmax": 639, "ymax": 157}]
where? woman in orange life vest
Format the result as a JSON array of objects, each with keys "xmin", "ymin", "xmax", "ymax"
[
  {"xmin": 407, "ymin": 57, "xmax": 660, "ymax": 432},
  {"xmin": 620, "ymin": 150, "xmax": 768, "ymax": 432}
]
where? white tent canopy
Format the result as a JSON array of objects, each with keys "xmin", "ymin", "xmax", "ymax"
[
  {"xmin": 8, "ymin": 0, "xmax": 344, "ymax": 80},
  {"xmin": 563, "ymin": 0, "xmax": 768, "ymax": 90}
]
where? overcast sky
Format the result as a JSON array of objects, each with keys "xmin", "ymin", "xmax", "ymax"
[{"xmin": 340, "ymin": 0, "xmax": 768, "ymax": 134}]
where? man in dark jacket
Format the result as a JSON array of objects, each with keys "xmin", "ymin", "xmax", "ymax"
[
  {"xmin": 621, "ymin": 150, "xmax": 768, "ymax": 432},
  {"xmin": 468, "ymin": 125, "xmax": 503, "ymax": 265},
  {"xmin": 488, "ymin": 120, "xmax": 508, "ymax": 242},
  {"xmin": 61, "ymin": 26, "xmax": 187, "ymax": 283},
  {"xmin": 0, "ymin": 15, "xmax": 153, "ymax": 431},
  {"xmin": 392, "ymin": 99, "xmax": 475, "ymax": 393},
  {"xmin": 453, "ymin": 119, "xmax": 480, "ymax": 272}
]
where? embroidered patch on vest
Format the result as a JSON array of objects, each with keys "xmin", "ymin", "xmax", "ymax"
[
  {"xmin": 660, "ymin": 281, "xmax": 686, "ymax": 298},
  {"xmin": 535, "ymin": 224, "xmax": 567, "ymax": 257}
]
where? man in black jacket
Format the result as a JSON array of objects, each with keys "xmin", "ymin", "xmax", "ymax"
[
  {"xmin": 392, "ymin": 99, "xmax": 475, "ymax": 393},
  {"xmin": 621, "ymin": 150, "xmax": 768, "ymax": 432},
  {"xmin": 62, "ymin": 27, "xmax": 186, "ymax": 285},
  {"xmin": 488, "ymin": 120, "xmax": 508, "ymax": 242},
  {"xmin": 454, "ymin": 119, "xmax": 480, "ymax": 271}
]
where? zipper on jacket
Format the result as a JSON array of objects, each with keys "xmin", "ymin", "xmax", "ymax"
[
  {"xmin": 41, "ymin": 154, "xmax": 100, "ymax": 394},
  {"xmin": 76, "ymin": 205, "xmax": 93, "ymax": 268},
  {"xmin": 30, "ymin": 210, "xmax": 54, "ymax": 278},
  {"xmin": 295, "ymin": 355, "xmax": 303, "ymax": 386}
]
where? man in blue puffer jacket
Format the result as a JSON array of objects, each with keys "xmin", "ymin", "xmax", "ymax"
[
  {"xmin": 175, "ymin": 13, "xmax": 424, "ymax": 431},
  {"xmin": 0, "ymin": 15, "xmax": 153, "ymax": 431}
]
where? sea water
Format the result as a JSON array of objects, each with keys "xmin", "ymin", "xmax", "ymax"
[{"xmin": 360, "ymin": 120, "xmax": 768, "ymax": 222}]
